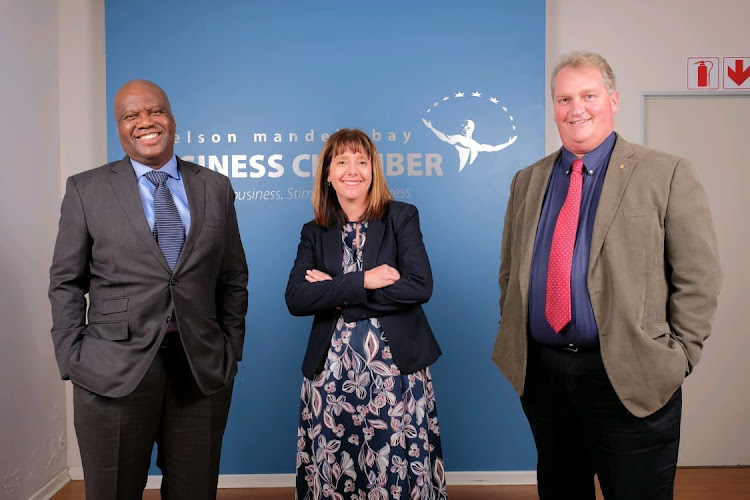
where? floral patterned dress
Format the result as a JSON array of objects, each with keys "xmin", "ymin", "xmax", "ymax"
[{"xmin": 296, "ymin": 222, "xmax": 447, "ymax": 500}]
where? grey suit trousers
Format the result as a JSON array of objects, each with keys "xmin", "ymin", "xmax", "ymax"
[{"xmin": 73, "ymin": 334, "xmax": 233, "ymax": 500}]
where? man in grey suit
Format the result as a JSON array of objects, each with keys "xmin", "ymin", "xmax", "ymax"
[
  {"xmin": 492, "ymin": 51, "xmax": 720, "ymax": 499},
  {"xmin": 49, "ymin": 80, "xmax": 248, "ymax": 499}
]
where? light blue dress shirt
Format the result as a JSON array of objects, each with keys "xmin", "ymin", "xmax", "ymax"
[{"xmin": 130, "ymin": 156, "xmax": 191, "ymax": 236}]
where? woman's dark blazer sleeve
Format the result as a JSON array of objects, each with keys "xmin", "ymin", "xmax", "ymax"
[
  {"xmin": 285, "ymin": 222, "xmax": 367, "ymax": 316},
  {"xmin": 285, "ymin": 201, "xmax": 441, "ymax": 378},
  {"xmin": 342, "ymin": 202, "xmax": 432, "ymax": 320}
]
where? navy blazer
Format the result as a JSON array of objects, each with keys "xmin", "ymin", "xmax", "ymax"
[{"xmin": 286, "ymin": 201, "xmax": 441, "ymax": 378}]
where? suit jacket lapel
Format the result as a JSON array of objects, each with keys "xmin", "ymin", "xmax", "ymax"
[
  {"xmin": 519, "ymin": 154, "xmax": 556, "ymax": 309},
  {"xmin": 589, "ymin": 134, "xmax": 637, "ymax": 269},
  {"xmin": 323, "ymin": 225, "xmax": 342, "ymax": 276},
  {"xmin": 363, "ymin": 214, "xmax": 385, "ymax": 271},
  {"xmin": 109, "ymin": 157, "xmax": 170, "ymax": 271},
  {"xmin": 176, "ymin": 158, "xmax": 205, "ymax": 272}
]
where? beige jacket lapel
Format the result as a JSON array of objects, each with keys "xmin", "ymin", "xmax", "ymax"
[
  {"xmin": 588, "ymin": 135, "xmax": 637, "ymax": 273},
  {"xmin": 518, "ymin": 155, "xmax": 556, "ymax": 310}
]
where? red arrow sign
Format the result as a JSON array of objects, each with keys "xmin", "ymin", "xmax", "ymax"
[{"xmin": 727, "ymin": 59, "xmax": 750, "ymax": 85}]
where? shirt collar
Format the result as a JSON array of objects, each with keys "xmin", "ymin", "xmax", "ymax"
[
  {"xmin": 560, "ymin": 132, "xmax": 616, "ymax": 175},
  {"xmin": 130, "ymin": 155, "xmax": 180, "ymax": 180}
]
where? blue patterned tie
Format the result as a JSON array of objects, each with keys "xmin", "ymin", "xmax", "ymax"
[{"xmin": 144, "ymin": 170, "xmax": 184, "ymax": 271}]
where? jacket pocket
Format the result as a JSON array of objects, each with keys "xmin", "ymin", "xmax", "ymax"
[
  {"xmin": 101, "ymin": 297, "xmax": 128, "ymax": 314},
  {"xmin": 85, "ymin": 321, "xmax": 129, "ymax": 341},
  {"xmin": 624, "ymin": 206, "xmax": 658, "ymax": 220},
  {"xmin": 641, "ymin": 321, "xmax": 671, "ymax": 346}
]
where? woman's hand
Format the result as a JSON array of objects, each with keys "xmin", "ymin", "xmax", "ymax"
[
  {"xmin": 364, "ymin": 264, "xmax": 400, "ymax": 290},
  {"xmin": 305, "ymin": 269, "xmax": 333, "ymax": 283}
]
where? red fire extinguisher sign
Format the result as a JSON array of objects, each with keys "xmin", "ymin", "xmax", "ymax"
[{"xmin": 687, "ymin": 57, "xmax": 719, "ymax": 90}]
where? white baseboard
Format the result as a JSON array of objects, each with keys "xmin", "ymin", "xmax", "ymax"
[
  {"xmin": 68, "ymin": 466, "xmax": 83, "ymax": 480},
  {"xmin": 447, "ymin": 471, "xmax": 537, "ymax": 485},
  {"xmin": 29, "ymin": 470, "xmax": 70, "ymax": 500},
  {"xmin": 69, "ymin": 468, "xmax": 302, "ymax": 489},
  {"xmin": 147, "ymin": 471, "xmax": 536, "ymax": 489},
  {"xmin": 69, "ymin": 467, "xmax": 537, "ymax": 489}
]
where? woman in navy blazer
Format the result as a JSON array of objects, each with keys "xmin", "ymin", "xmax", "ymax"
[{"xmin": 286, "ymin": 129, "xmax": 446, "ymax": 499}]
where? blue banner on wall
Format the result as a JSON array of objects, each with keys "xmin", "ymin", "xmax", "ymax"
[{"xmin": 105, "ymin": 0, "xmax": 545, "ymax": 474}]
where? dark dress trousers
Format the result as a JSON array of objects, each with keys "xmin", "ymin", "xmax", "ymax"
[{"xmin": 285, "ymin": 201, "xmax": 441, "ymax": 378}]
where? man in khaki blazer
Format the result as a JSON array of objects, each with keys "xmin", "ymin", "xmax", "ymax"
[{"xmin": 492, "ymin": 51, "xmax": 720, "ymax": 499}]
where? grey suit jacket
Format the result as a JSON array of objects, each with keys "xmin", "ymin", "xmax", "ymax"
[
  {"xmin": 49, "ymin": 157, "xmax": 248, "ymax": 398},
  {"xmin": 492, "ymin": 134, "xmax": 720, "ymax": 417}
]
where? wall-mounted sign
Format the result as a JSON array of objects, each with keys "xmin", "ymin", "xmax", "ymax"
[
  {"xmin": 687, "ymin": 56, "xmax": 750, "ymax": 90},
  {"xmin": 687, "ymin": 57, "xmax": 720, "ymax": 90},
  {"xmin": 724, "ymin": 57, "xmax": 750, "ymax": 89}
]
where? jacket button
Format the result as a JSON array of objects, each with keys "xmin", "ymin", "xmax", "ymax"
[
  {"xmin": 165, "ymin": 316, "xmax": 171, "ymax": 324},
  {"xmin": 170, "ymin": 278, "xmax": 178, "ymax": 285}
]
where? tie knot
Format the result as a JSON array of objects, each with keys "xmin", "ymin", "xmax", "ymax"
[
  {"xmin": 144, "ymin": 170, "xmax": 169, "ymax": 187},
  {"xmin": 571, "ymin": 159, "xmax": 584, "ymax": 174}
]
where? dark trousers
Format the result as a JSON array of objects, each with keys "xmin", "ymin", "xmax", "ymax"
[
  {"xmin": 73, "ymin": 335, "xmax": 234, "ymax": 500},
  {"xmin": 521, "ymin": 343, "xmax": 681, "ymax": 500}
]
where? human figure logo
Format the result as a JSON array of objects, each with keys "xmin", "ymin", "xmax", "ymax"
[{"xmin": 421, "ymin": 90, "xmax": 518, "ymax": 172}]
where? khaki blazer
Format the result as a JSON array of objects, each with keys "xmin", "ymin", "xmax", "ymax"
[{"xmin": 492, "ymin": 134, "xmax": 720, "ymax": 417}]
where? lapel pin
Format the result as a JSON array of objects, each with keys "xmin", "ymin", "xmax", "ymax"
[{"xmin": 619, "ymin": 164, "xmax": 625, "ymax": 170}]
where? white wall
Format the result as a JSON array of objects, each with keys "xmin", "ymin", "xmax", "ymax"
[
  {"xmin": 57, "ymin": 0, "xmax": 108, "ymax": 475},
  {"xmin": 0, "ymin": 0, "xmax": 106, "ymax": 496},
  {"xmin": 0, "ymin": 1, "xmax": 67, "ymax": 498}
]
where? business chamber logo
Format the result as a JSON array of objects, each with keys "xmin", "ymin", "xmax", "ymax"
[
  {"xmin": 171, "ymin": 89, "xmax": 520, "ymax": 202},
  {"xmin": 421, "ymin": 90, "xmax": 518, "ymax": 171}
]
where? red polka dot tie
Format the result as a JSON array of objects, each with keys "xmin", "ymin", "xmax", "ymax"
[{"xmin": 545, "ymin": 158, "xmax": 584, "ymax": 333}]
